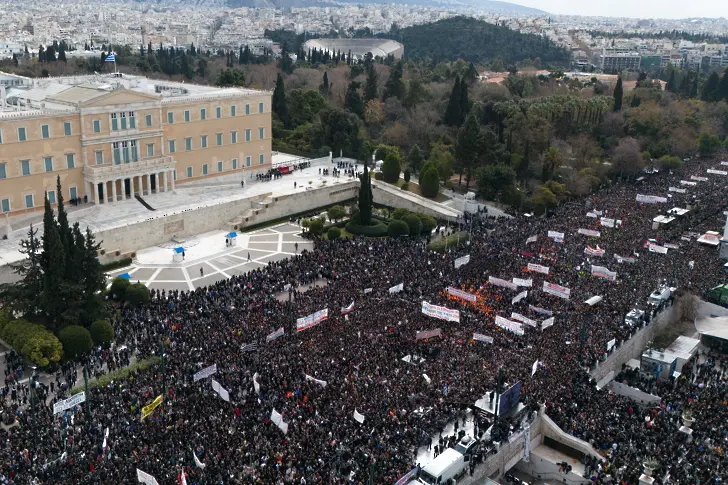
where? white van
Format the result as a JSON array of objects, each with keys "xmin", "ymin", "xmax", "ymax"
[{"xmin": 417, "ymin": 448, "xmax": 466, "ymax": 485}]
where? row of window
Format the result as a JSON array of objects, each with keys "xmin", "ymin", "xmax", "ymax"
[
  {"xmin": 110, "ymin": 112, "xmax": 136, "ymax": 131},
  {"xmin": 1, "ymin": 186, "xmax": 78, "ymax": 213},
  {"xmin": 0, "ymin": 122, "xmax": 73, "ymax": 144},
  {"xmin": 166, "ymin": 102, "xmax": 264, "ymax": 124},
  {"xmin": 169, "ymin": 128, "xmax": 264, "ymax": 153},
  {"xmin": 0, "ymin": 154, "xmax": 75, "ymax": 178},
  {"xmin": 183, "ymin": 154, "xmax": 265, "ymax": 178}
]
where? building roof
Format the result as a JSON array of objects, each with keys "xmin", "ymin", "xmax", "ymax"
[{"xmin": 695, "ymin": 316, "xmax": 728, "ymax": 340}]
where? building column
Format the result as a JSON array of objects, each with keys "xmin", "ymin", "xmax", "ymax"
[
  {"xmin": 111, "ymin": 179, "xmax": 117, "ymax": 203},
  {"xmin": 145, "ymin": 174, "xmax": 151, "ymax": 195},
  {"xmin": 88, "ymin": 181, "xmax": 95, "ymax": 204},
  {"xmin": 162, "ymin": 171, "xmax": 168, "ymax": 193},
  {"xmin": 96, "ymin": 182, "xmax": 102, "ymax": 204},
  {"xmin": 170, "ymin": 170, "xmax": 175, "ymax": 191},
  {"xmin": 136, "ymin": 175, "xmax": 142, "ymax": 196}
]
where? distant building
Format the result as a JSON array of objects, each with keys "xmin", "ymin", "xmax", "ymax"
[
  {"xmin": 303, "ymin": 38, "xmax": 404, "ymax": 61},
  {"xmin": 599, "ymin": 50, "xmax": 641, "ymax": 72}
]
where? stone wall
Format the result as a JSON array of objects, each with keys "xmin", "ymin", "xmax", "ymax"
[
  {"xmin": 608, "ymin": 381, "xmax": 661, "ymax": 406},
  {"xmin": 371, "ymin": 182, "xmax": 462, "ymax": 222}
]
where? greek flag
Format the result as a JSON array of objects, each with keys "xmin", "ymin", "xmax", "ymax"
[
  {"xmin": 241, "ymin": 342, "xmax": 259, "ymax": 352},
  {"xmin": 105, "ymin": 53, "xmax": 116, "ymax": 62}
]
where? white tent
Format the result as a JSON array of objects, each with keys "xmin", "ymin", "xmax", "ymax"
[{"xmin": 695, "ymin": 316, "xmax": 728, "ymax": 340}]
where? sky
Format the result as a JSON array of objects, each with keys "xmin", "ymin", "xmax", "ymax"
[{"xmin": 511, "ymin": 0, "xmax": 728, "ymax": 20}]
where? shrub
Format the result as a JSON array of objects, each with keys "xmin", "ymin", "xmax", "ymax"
[
  {"xmin": 388, "ymin": 219, "xmax": 410, "ymax": 237},
  {"xmin": 100, "ymin": 257, "xmax": 133, "ymax": 271},
  {"xmin": 125, "ymin": 283, "xmax": 150, "ymax": 306},
  {"xmin": 417, "ymin": 214, "xmax": 437, "ymax": 234},
  {"xmin": 381, "ymin": 151, "xmax": 403, "ymax": 183},
  {"xmin": 327, "ymin": 205, "xmax": 347, "ymax": 222},
  {"xmin": 345, "ymin": 219, "xmax": 389, "ymax": 237},
  {"xmin": 0, "ymin": 319, "xmax": 62, "ymax": 367},
  {"xmin": 374, "ymin": 171, "xmax": 384, "ymax": 180},
  {"xmin": 309, "ymin": 218, "xmax": 325, "ymax": 236},
  {"xmin": 110, "ymin": 277, "xmax": 131, "ymax": 300},
  {"xmin": 90, "ymin": 320, "xmax": 115, "ymax": 346},
  {"xmin": 427, "ymin": 231, "xmax": 470, "ymax": 252},
  {"xmin": 419, "ymin": 164, "xmax": 440, "ymax": 198},
  {"xmin": 391, "ymin": 208, "xmax": 410, "ymax": 220},
  {"xmin": 58, "ymin": 325, "xmax": 94, "ymax": 361},
  {"xmin": 404, "ymin": 169, "xmax": 411, "ymax": 183},
  {"xmin": 402, "ymin": 214, "xmax": 423, "ymax": 236},
  {"xmin": 327, "ymin": 226, "xmax": 341, "ymax": 240}
]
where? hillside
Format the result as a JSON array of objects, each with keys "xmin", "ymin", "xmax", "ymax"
[
  {"xmin": 390, "ymin": 16, "xmax": 570, "ymax": 66},
  {"xmin": 225, "ymin": 0, "xmax": 545, "ymax": 12}
]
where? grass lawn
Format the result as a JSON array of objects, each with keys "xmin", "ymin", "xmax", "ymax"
[{"xmin": 394, "ymin": 179, "xmax": 450, "ymax": 203}]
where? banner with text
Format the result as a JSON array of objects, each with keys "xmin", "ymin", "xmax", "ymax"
[
  {"xmin": 53, "ymin": 391, "xmax": 86, "ymax": 415},
  {"xmin": 296, "ymin": 308, "xmax": 329, "ymax": 332},
  {"xmin": 266, "ymin": 327, "xmax": 285, "ymax": 343},
  {"xmin": 707, "ymin": 169, "xmax": 728, "ymax": 175},
  {"xmin": 513, "ymin": 277, "xmax": 533, "ymax": 287},
  {"xmin": 489, "ymin": 276, "xmax": 517, "ymax": 291},
  {"xmin": 548, "ymin": 230, "xmax": 565, "ymax": 242},
  {"xmin": 447, "ymin": 286, "xmax": 477, "ymax": 302},
  {"xmin": 193, "ymin": 364, "xmax": 217, "ymax": 382},
  {"xmin": 529, "ymin": 305, "xmax": 553, "ymax": 316},
  {"xmin": 388, "ymin": 282, "xmax": 404, "ymax": 294},
  {"xmin": 600, "ymin": 217, "xmax": 615, "ymax": 228},
  {"xmin": 649, "ymin": 243, "xmax": 668, "ymax": 254},
  {"xmin": 422, "ymin": 301, "xmax": 460, "ymax": 322},
  {"xmin": 668, "ymin": 187, "xmax": 687, "ymax": 193},
  {"xmin": 511, "ymin": 312, "xmax": 538, "ymax": 327},
  {"xmin": 495, "ymin": 315, "xmax": 524, "ymax": 336},
  {"xmin": 512, "ymin": 290, "xmax": 528, "ymax": 305},
  {"xmin": 636, "ymin": 194, "xmax": 668, "ymax": 204},
  {"xmin": 416, "ymin": 328, "xmax": 442, "ymax": 341},
  {"xmin": 690, "ymin": 175, "xmax": 708, "ymax": 182},
  {"xmin": 591, "ymin": 265, "xmax": 617, "ymax": 281},
  {"xmin": 473, "ymin": 333, "xmax": 494, "ymax": 344},
  {"xmin": 141, "ymin": 395, "xmax": 163, "ymax": 420},
  {"xmin": 541, "ymin": 317, "xmax": 555, "ymax": 330},
  {"xmin": 614, "ymin": 253, "xmax": 637, "ymax": 264},
  {"xmin": 454, "ymin": 254, "xmax": 471, "ymax": 269},
  {"xmin": 543, "ymin": 281, "xmax": 571, "ymax": 300},
  {"xmin": 527, "ymin": 263, "xmax": 550, "ymax": 275},
  {"xmin": 680, "ymin": 180, "xmax": 697, "ymax": 186},
  {"xmin": 578, "ymin": 228, "xmax": 601, "ymax": 237}
]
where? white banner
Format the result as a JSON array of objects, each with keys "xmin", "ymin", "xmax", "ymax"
[
  {"xmin": 137, "ymin": 469, "xmax": 160, "ymax": 485},
  {"xmin": 531, "ymin": 360, "xmax": 539, "ymax": 377},
  {"xmin": 526, "ymin": 235, "xmax": 538, "ymax": 244},
  {"xmin": 489, "ymin": 276, "xmax": 517, "ymax": 290},
  {"xmin": 614, "ymin": 253, "xmax": 637, "ymax": 264},
  {"xmin": 527, "ymin": 263, "xmax": 550, "ymax": 275},
  {"xmin": 422, "ymin": 301, "xmax": 460, "ymax": 322},
  {"xmin": 591, "ymin": 265, "xmax": 617, "ymax": 281},
  {"xmin": 548, "ymin": 230, "xmax": 565, "ymax": 242},
  {"xmin": 680, "ymin": 180, "xmax": 697, "ymax": 186},
  {"xmin": 193, "ymin": 451, "xmax": 206, "ymax": 469},
  {"xmin": 193, "ymin": 364, "xmax": 217, "ymax": 382},
  {"xmin": 270, "ymin": 409, "xmax": 289, "ymax": 434},
  {"xmin": 584, "ymin": 245, "xmax": 605, "ymax": 257},
  {"xmin": 454, "ymin": 254, "xmax": 471, "ymax": 269},
  {"xmin": 353, "ymin": 409, "xmax": 365, "ymax": 424},
  {"xmin": 513, "ymin": 277, "xmax": 532, "ymax": 288},
  {"xmin": 543, "ymin": 281, "xmax": 570, "ymax": 299},
  {"xmin": 512, "ymin": 290, "xmax": 528, "ymax": 305},
  {"xmin": 473, "ymin": 333, "xmax": 493, "ymax": 344},
  {"xmin": 722, "ymin": 161, "xmax": 728, "ymax": 166},
  {"xmin": 707, "ymin": 169, "xmax": 728, "ymax": 175},
  {"xmin": 668, "ymin": 187, "xmax": 687, "ymax": 193},
  {"xmin": 495, "ymin": 315, "xmax": 524, "ymax": 336},
  {"xmin": 416, "ymin": 328, "xmax": 442, "ymax": 340},
  {"xmin": 253, "ymin": 372, "xmax": 260, "ymax": 395},
  {"xmin": 305, "ymin": 374, "xmax": 327, "ymax": 388},
  {"xmin": 363, "ymin": 288, "xmax": 373, "ymax": 294},
  {"xmin": 296, "ymin": 308, "xmax": 329, "ymax": 332},
  {"xmin": 586, "ymin": 211, "xmax": 600, "ymax": 218},
  {"xmin": 388, "ymin": 282, "xmax": 404, "ymax": 294},
  {"xmin": 607, "ymin": 338, "xmax": 616, "ymax": 351},
  {"xmin": 53, "ymin": 391, "xmax": 86, "ymax": 415},
  {"xmin": 529, "ymin": 305, "xmax": 553, "ymax": 316},
  {"xmin": 649, "ymin": 243, "xmax": 668, "ymax": 254},
  {"xmin": 690, "ymin": 175, "xmax": 708, "ymax": 182},
  {"xmin": 511, "ymin": 312, "xmax": 538, "ymax": 327},
  {"xmin": 600, "ymin": 217, "xmax": 615, "ymax": 228},
  {"xmin": 578, "ymin": 228, "xmax": 601, "ymax": 237},
  {"xmin": 266, "ymin": 327, "xmax": 285, "ymax": 343},
  {"xmin": 636, "ymin": 194, "xmax": 668, "ymax": 204},
  {"xmin": 211, "ymin": 379, "xmax": 230, "ymax": 402},
  {"xmin": 447, "ymin": 286, "xmax": 477, "ymax": 302},
  {"xmin": 541, "ymin": 317, "xmax": 555, "ymax": 330}
]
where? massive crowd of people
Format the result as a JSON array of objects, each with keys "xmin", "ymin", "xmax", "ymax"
[{"xmin": 2, "ymin": 153, "xmax": 728, "ymax": 485}]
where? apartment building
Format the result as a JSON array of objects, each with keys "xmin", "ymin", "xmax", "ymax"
[
  {"xmin": 0, "ymin": 73, "xmax": 271, "ymax": 217},
  {"xmin": 599, "ymin": 51, "xmax": 641, "ymax": 72}
]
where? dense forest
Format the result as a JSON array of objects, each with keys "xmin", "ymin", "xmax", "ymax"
[{"xmin": 587, "ymin": 29, "xmax": 728, "ymax": 43}]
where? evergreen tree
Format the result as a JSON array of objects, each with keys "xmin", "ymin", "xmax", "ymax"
[
  {"xmin": 80, "ymin": 227, "xmax": 105, "ymax": 323},
  {"xmin": 5, "ymin": 226, "xmax": 43, "ymax": 317},
  {"xmin": 272, "ymin": 73, "xmax": 289, "ymax": 127},
  {"xmin": 455, "ymin": 112, "xmax": 482, "ymax": 190},
  {"xmin": 345, "ymin": 81, "xmax": 364, "ymax": 117},
  {"xmin": 464, "ymin": 62, "xmax": 479, "ymax": 84},
  {"xmin": 320, "ymin": 71, "xmax": 330, "ymax": 96},
  {"xmin": 443, "ymin": 75, "xmax": 463, "ymax": 127},
  {"xmin": 630, "ymin": 96, "xmax": 641, "ymax": 107},
  {"xmin": 241, "ymin": 45, "xmax": 251, "ymax": 64},
  {"xmin": 280, "ymin": 42, "xmax": 294, "ymax": 74},
  {"xmin": 190, "ymin": 43, "xmax": 196, "ymax": 56},
  {"xmin": 58, "ymin": 45, "xmax": 67, "ymax": 62},
  {"xmin": 407, "ymin": 144, "xmax": 424, "ymax": 173},
  {"xmin": 666, "ymin": 69, "xmax": 676, "ymax": 92},
  {"xmin": 613, "ymin": 76, "xmax": 623, "ymax": 111},
  {"xmin": 12, "ymin": 54, "xmax": 18, "ymax": 67},
  {"xmin": 689, "ymin": 72, "xmax": 699, "ymax": 98},
  {"xmin": 383, "ymin": 61, "xmax": 405, "ymax": 100},
  {"xmin": 56, "ymin": 176, "xmax": 72, "ymax": 258},
  {"xmin": 364, "ymin": 63, "xmax": 378, "ymax": 101},
  {"xmin": 459, "ymin": 77, "xmax": 469, "ymax": 121},
  {"xmin": 41, "ymin": 194, "xmax": 66, "ymax": 330},
  {"xmin": 38, "ymin": 45, "xmax": 45, "ymax": 63},
  {"xmin": 701, "ymin": 71, "xmax": 721, "ymax": 101},
  {"xmin": 358, "ymin": 157, "xmax": 373, "ymax": 225},
  {"xmin": 719, "ymin": 67, "xmax": 728, "ymax": 101}
]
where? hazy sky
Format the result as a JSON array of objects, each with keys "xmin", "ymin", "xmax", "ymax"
[{"xmin": 512, "ymin": 0, "xmax": 728, "ymax": 20}]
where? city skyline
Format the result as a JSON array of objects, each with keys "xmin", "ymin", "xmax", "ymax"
[{"xmin": 515, "ymin": 0, "xmax": 728, "ymax": 20}]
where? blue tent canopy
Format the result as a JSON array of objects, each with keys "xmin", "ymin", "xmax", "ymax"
[
  {"xmin": 174, "ymin": 247, "xmax": 184, "ymax": 253},
  {"xmin": 227, "ymin": 232, "xmax": 237, "ymax": 238},
  {"xmin": 119, "ymin": 273, "xmax": 132, "ymax": 279}
]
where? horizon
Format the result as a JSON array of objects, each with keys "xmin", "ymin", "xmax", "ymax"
[{"xmin": 511, "ymin": 0, "xmax": 728, "ymax": 21}]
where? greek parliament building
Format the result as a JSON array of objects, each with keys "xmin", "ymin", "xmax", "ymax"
[{"xmin": 0, "ymin": 72, "xmax": 271, "ymax": 217}]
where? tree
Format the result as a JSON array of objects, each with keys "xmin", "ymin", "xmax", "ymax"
[
  {"xmin": 383, "ymin": 62, "xmax": 405, "ymax": 100},
  {"xmin": 58, "ymin": 325, "xmax": 93, "ymax": 360},
  {"xmin": 363, "ymin": 99, "xmax": 386, "ymax": 126},
  {"xmin": 327, "ymin": 205, "xmax": 347, "ymax": 222},
  {"xmin": 464, "ymin": 62, "xmax": 479, "ymax": 84},
  {"xmin": 666, "ymin": 69, "xmax": 677, "ymax": 92},
  {"xmin": 419, "ymin": 162, "xmax": 441, "ymax": 198},
  {"xmin": 327, "ymin": 226, "xmax": 341, "ymax": 240},
  {"xmin": 280, "ymin": 42, "xmax": 294, "ymax": 74},
  {"xmin": 427, "ymin": 143, "xmax": 455, "ymax": 181},
  {"xmin": 216, "ymin": 68, "xmax": 245, "ymax": 87},
  {"xmin": 459, "ymin": 77, "xmax": 469, "ymax": 120},
  {"xmin": 41, "ymin": 194, "xmax": 66, "ymax": 330},
  {"xmin": 611, "ymin": 137, "xmax": 644, "ymax": 178},
  {"xmin": 443, "ymin": 76, "xmax": 463, "ymax": 127},
  {"xmin": 289, "ymin": 89, "xmax": 326, "ymax": 126},
  {"xmin": 387, "ymin": 220, "xmax": 410, "ymax": 237},
  {"xmin": 701, "ymin": 72, "xmax": 721, "ymax": 102},
  {"xmin": 407, "ymin": 145, "xmax": 424, "ymax": 173},
  {"xmin": 613, "ymin": 76, "xmax": 623, "ymax": 111},
  {"xmin": 272, "ymin": 73, "xmax": 289, "ymax": 128},
  {"xmin": 719, "ymin": 67, "xmax": 728, "ymax": 101},
  {"xmin": 541, "ymin": 146, "xmax": 563, "ymax": 182},
  {"xmin": 455, "ymin": 113, "xmax": 482, "ymax": 190},
  {"xmin": 345, "ymin": 81, "xmax": 364, "ymax": 117},
  {"xmin": 530, "ymin": 185, "xmax": 558, "ymax": 214},
  {"xmin": 358, "ymin": 157, "xmax": 373, "ymax": 225},
  {"xmin": 476, "ymin": 164, "xmax": 516, "ymax": 200},
  {"xmin": 698, "ymin": 133, "xmax": 722, "ymax": 157},
  {"xmin": 320, "ymin": 71, "xmax": 330, "ymax": 96},
  {"xmin": 196, "ymin": 58, "xmax": 209, "ymax": 78},
  {"xmin": 364, "ymin": 63, "xmax": 378, "ymax": 101},
  {"xmin": 4, "ymin": 226, "xmax": 43, "ymax": 317},
  {"xmin": 402, "ymin": 214, "xmax": 422, "ymax": 236},
  {"xmin": 381, "ymin": 151, "xmax": 402, "ymax": 183},
  {"xmin": 319, "ymin": 108, "xmax": 361, "ymax": 156}
]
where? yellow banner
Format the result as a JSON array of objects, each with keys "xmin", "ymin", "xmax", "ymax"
[{"xmin": 141, "ymin": 395, "xmax": 163, "ymax": 420}]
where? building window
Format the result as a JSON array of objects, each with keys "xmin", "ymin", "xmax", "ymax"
[
  {"xmin": 245, "ymin": 104, "xmax": 250, "ymax": 115},
  {"xmin": 231, "ymin": 131, "xmax": 237, "ymax": 144},
  {"xmin": 130, "ymin": 141, "xmax": 138, "ymax": 162},
  {"xmin": 25, "ymin": 194, "xmax": 33, "ymax": 209},
  {"xmin": 66, "ymin": 153, "xmax": 75, "ymax": 169},
  {"xmin": 231, "ymin": 105, "xmax": 236, "ymax": 117},
  {"xmin": 41, "ymin": 125, "xmax": 50, "ymax": 139},
  {"xmin": 217, "ymin": 161, "xmax": 223, "ymax": 172},
  {"xmin": 216, "ymin": 133, "xmax": 222, "ymax": 146},
  {"xmin": 202, "ymin": 164, "xmax": 208, "ymax": 175},
  {"xmin": 232, "ymin": 158, "xmax": 238, "ymax": 170},
  {"xmin": 246, "ymin": 156, "xmax": 251, "ymax": 167},
  {"xmin": 122, "ymin": 141, "xmax": 130, "ymax": 163},
  {"xmin": 0, "ymin": 129, "xmax": 3, "ymax": 144},
  {"xmin": 20, "ymin": 159, "xmax": 30, "ymax": 176},
  {"xmin": 120, "ymin": 112, "xmax": 127, "ymax": 130},
  {"xmin": 201, "ymin": 135, "xmax": 208, "ymax": 148},
  {"xmin": 185, "ymin": 137, "xmax": 192, "ymax": 151},
  {"xmin": 1, "ymin": 199, "xmax": 9, "ymax": 213},
  {"xmin": 167, "ymin": 111, "xmax": 174, "ymax": 124},
  {"xmin": 146, "ymin": 143, "xmax": 154, "ymax": 157},
  {"xmin": 173, "ymin": 170, "xmax": 177, "ymax": 181},
  {"xmin": 111, "ymin": 113, "xmax": 118, "ymax": 131},
  {"xmin": 95, "ymin": 151, "xmax": 104, "ymax": 164},
  {"xmin": 93, "ymin": 119, "xmax": 101, "ymax": 133},
  {"xmin": 184, "ymin": 110, "xmax": 190, "ymax": 122},
  {"xmin": 145, "ymin": 114, "xmax": 152, "ymax": 127},
  {"xmin": 186, "ymin": 166, "xmax": 192, "ymax": 178},
  {"xmin": 216, "ymin": 106, "xmax": 222, "ymax": 119},
  {"xmin": 169, "ymin": 140, "xmax": 176, "ymax": 153},
  {"xmin": 64, "ymin": 122, "xmax": 72, "ymax": 136},
  {"xmin": 113, "ymin": 142, "xmax": 121, "ymax": 164},
  {"xmin": 259, "ymin": 102, "xmax": 264, "ymax": 113},
  {"xmin": 259, "ymin": 154, "xmax": 265, "ymax": 165},
  {"xmin": 47, "ymin": 190, "xmax": 56, "ymax": 205},
  {"xmin": 128, "ymin": 112, "xmax": 136, "ymax": 129},
  {"xmin": 0, "ymin": 163, "xmax": 6, "ymax": 179},
  {"xmin": 245, "ymin": 129, "xmax": 251, "ymax": 142},
  {"xmin": 17, "ymin": 127, "xmax": 26, "ymax": 142},
  {"xmin": 69, "ymin": 186, "xmax": 77, "ymax": 199},
  {"xmin": 44, "ymin": 157, "xmax": 53, "ymax": 173},
  {"xmin": 259, "ymin": 127, "xmax": 264, "ymax": 140},
  {"xmin": 200, "ymin": 108, "xmax": 207, "ymax": 121}
]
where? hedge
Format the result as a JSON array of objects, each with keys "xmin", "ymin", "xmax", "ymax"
[
  {"xmin": 327, "ymin": 226, "xmax": 341, "ymax": 240},
  {"xmin": 110, "ymin": 277, "xmax": 131, "ymax": 300},
  {"xmin": 90, "ymin": 320, "xmax": 115, "ymax": 346},
  {"xmin": 126, "ymin": 283, "xmax": 151, "ymax": 306},
  {"xmin": 59, "ymin": 325, "xmax": 94, "ymax": 360},
  {"xmin": 402, "ymin": 214, "xmax": 422, "ymax": 236},
  {"xmin": 72, "ymin": 356, "xmax": 162, "ymax": 393},
  {"xmin": 101, "ymin": 257, "xmax": 133, "ymax": 272},
  {"xmin": 427, "ymin": 231, "xmax": 470, "ymax": 252},
  {"xmin": 388, "ymin": 219, "xmax": 410, "ymax": 237},
  {"xmin": 346, "ymin": 219, "xmax": 389, "ymax": 237},
  {"xmin": 0, "ymin": 319, "xmax": 63, "ymax": 367}
]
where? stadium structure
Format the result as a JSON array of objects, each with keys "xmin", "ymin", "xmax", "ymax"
[{"xmin": 302, "ymin": 38, "xmax": 404, "ymax": 61}]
